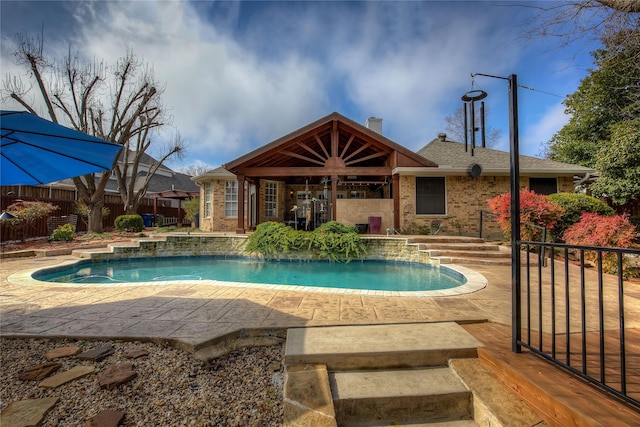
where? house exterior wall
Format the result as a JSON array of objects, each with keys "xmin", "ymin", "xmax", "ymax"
[
  {"xmin": 198, "ymin": 175, "xmax": 576, "ymax": 236},
  {"xmin": 399, "ymin": 175, "xmax": 575, "ymax": 237},
  {"xmin": 198, "ymin": 179, "xmax": 237, "ymax": 232}
]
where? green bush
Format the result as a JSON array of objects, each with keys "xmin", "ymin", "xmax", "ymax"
[
  {"xmin": 547, "ymin": 193, "xmax": 615, "ymax": 241},
  {"xmin": 114, "ymin": 215, "xmax": 144, "ymax": 232},
  {"xmin": 244, "ymin": 222, "xmax": 308, "ymax": 257},
  {"xmin": 50, "ymin": 223, "xmax": 75, "ymax": 241},
  {"xmin": 310, "ymin": 221, "xmax": 366, "ymax": 262},
  {"xmin": 244, "ymin": 220, "xmax": 366, "ymax": 262},
  {"xmin": 183, "ymin": 198, "xmax": 199, "ymax": 223}
]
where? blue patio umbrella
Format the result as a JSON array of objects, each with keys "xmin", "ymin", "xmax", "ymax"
[{"xmin": 1, "ymin": 110, "xmax": 122, "ymax": 185}]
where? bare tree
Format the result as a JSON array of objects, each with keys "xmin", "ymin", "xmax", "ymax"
[
  {"xmin": 444, "ymin": 104, "xmax": 502, "ymax": 147},
  {"xmin": 3, "ymin": 33, "xmax": 185, "ymax": 231},
  {"xmin": 524, "ymin": 0, "xmax": 640, "ymax": 52},
  {"xmin": 176, "ymin": 161, "xmax": 214, "ymax": 177}
]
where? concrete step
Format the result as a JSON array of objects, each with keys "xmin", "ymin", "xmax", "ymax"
[
  {"xmin": 285, "ymin": 323, "xmax": 481, "ymax": 371},
  {"xmin": 445, "ymin": 257, "xmax": 514, "ymax": 266},
  {"xmin": 421, "ymin": 243, "xmax": 503, "ymax": 252},
  {"xmin": 408, "ymin": 237, "xmax": 485, "ymax": 245},
  {"xmin": 426, "ymin": 250, "xmax": 509, "ymax": 259},
  {"xmin": 344, "ymin": 421, "xmax": 478, "ymax": 427},
  {"xmin": 330, "ymin": 367, "xmax": 473, "ymax": 426}
]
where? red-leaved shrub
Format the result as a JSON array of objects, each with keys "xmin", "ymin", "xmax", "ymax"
[
  {"xmin": 563, "ymin": 213, "xmax": 637, "ymax": 275},
  {"xmin": 487, "ymin": 189, "xmax": 564, "ymax": 241}
]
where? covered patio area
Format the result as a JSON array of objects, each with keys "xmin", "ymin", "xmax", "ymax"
[{"xmin": 223, "ymin": 112, "xmax": 437, "ymax": 233}]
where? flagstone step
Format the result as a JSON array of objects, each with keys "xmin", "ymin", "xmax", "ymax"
[
  {"xmin": 330, "ymin": 367, "xmax": 473, "ymax": 426},
  {"xmin": 344, "ymin": 421, "xmax": 478, "ymax": 427},
  {"xmin": 425, "ymin": 250, "xmax": 509, "ymax": 259},
  {"xmin": 408, "ymin": 237, "xmax": 486, "ymax": 245},
  {"xmin": 284, "ymin": 323, "xmax": 480, "ymax": 371},
  {"xmin": 420, "ymin": 243, "xmax": 504, "ymax": 252}
]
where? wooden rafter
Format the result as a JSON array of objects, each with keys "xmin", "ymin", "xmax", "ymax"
[
  {"xmin": 343, "ymin": 141, "xmax": 372, "ymax": 162},
  {"xmin": 314, "ymin": 134, "xmax": 331, "ymax": 159},
  {"xmin": 345, "ymin": 150, "xmax": 389, "ymax": 166},
  {"xmin": 238, "ymin": 166, "xmax": 391, "ymax": 177},
  {"xmin": 340, "ymin": 134, "xmax": 355, "ymax": 158},
  {"xmin": 297, "ymin": 141, "xmax": 327, "ymax": 162},
  {"xmin": 279, "ymin": 150, "xmax": 325, "ymax": 166}
]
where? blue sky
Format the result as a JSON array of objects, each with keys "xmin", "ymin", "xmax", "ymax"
[{"xmin": 0, "ymin": 1, "xmax": 599, "ymax": 172}]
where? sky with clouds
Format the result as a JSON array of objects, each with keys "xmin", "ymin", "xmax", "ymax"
[{"xmin": 0, "ymin": 1, "xmax": 599, "ymax": 172}]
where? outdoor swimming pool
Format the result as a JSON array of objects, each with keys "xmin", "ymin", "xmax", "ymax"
[{"xmin": 34, "ymin": 257, "xmax": 467, "ymax": 292}]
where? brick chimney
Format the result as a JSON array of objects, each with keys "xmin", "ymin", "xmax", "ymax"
[{"xmin": 365, "ymin": 117, "xmax": 382, "ymax": 134}]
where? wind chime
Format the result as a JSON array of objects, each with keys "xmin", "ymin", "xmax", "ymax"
[{"xmin": 461, "ymin": 76, "xmax": 488, "ymax": 157}]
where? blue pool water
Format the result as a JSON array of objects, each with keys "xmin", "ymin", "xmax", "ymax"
[{"xmin": 34, "ymin": 257, "xmax": 466, "ymax": 292}]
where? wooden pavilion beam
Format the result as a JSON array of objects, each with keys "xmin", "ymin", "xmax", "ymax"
[
  {"xmin": 238, "ymin": 166, "xmax": 391, "ymax": 177},
  {"xmin": 314, "ymin": 134, "xmax": 331, "ymax": 159},
  {"xmin": 296, "ymin": 141, "xmax": 327, "ymax": 162},
  {"xmin": 279, "ymin": 150, "xmax": 325, "ymax": 166},
  {"xmin": 345, "ymin": 151, "xmax": 389, "ymax": 166},
  {"xmin": 340, "ymin": 134, "xmax": 355, "ymax": 158},
  {"xmin": 343, "ymin": 142, "xmax": 373, "ymax": 162}
]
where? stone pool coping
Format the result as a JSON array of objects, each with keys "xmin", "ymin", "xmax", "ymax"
[{"xmin": 8, "ymin": 258, "xmax": 487, "ymax": 298}]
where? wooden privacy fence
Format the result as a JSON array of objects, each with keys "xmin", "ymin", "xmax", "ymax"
[{"xmin": 0, "ymin": 189, "xmax": 182, "ymax": 242}]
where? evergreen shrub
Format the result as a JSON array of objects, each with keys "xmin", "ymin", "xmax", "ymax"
[{"xmin": 114, "ymin": 215, "xmax": 144, "ymax": 232}]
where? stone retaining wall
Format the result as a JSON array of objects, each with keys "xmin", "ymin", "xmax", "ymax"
[{"xmin": 81, "ymin": 235, "xmax": 429, "ymax": 264}]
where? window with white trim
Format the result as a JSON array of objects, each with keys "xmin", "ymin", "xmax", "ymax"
[
  {"xmin": 265, "ymin": 181, "xmax": 277, "ymax": 217},
  {"xmin": 224, "ymin": 180, "xmax": 238, "ymax": 217},
  {"xmin": 416, "ymin": 177, "xmax": 446, "ymax": 215},
  {"xmin": 204, "ymin": 183, "xmax": 211, "ymax": 218}
]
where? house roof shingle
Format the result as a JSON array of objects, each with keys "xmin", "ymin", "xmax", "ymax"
[{"xmin": 413, "ymin": 137, "xmax": 595, "ymax": 177}]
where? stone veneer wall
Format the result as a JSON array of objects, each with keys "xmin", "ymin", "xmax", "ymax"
[
  {"xmin": 399, "ymin": 174, "xmax": 575, "ymax": 238},
  {"xmin": 83, "ymin": 235, "xmax": 429, "ymax": 264}
]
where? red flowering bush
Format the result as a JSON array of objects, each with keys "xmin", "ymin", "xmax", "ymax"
[
  {"xmin": 487, "ymin": 189, "xmax": 564, "ymax": 241},
  {"xmin": 563, "ymin": 213, "xmax": 637, "ymax": 275}
]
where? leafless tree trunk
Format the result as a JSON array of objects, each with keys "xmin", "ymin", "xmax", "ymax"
[
  {"xmin": 444, "ymin": 104, "xmax": 501, "ymax": 147},
  {"xmin": 3, "ymin": 34, "xmax": 185, "ymax": 232}
]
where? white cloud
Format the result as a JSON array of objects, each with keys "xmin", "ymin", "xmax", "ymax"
[
  {"xmin": 521, "ymin": 102, "xmax": 569, "ymax": 157},
  {"xmin": 47, "ymin": 1, "xmax": 330, "ymax": 165},
  {"xmin": 1, "ymin": 1, "xmax": 591, "ymax": 168}
]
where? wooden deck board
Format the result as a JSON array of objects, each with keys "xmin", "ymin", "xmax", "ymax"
[{"xmin": 462, "ymin": 322, "xmax": 640, "ymax": 427}]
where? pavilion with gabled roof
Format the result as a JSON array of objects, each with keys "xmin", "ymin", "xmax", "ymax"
[{"xmin": 222, "ymin": 112, "xmax": 436, "ymax": 233}]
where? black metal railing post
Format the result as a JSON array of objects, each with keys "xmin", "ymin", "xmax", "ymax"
[
  {"xmin": 520, "ymin": 241, "xmax": 639, "ymax": 408},
  {"xmin": 508, "ymin": 74, "xmax": 522, "ymax": 353}
]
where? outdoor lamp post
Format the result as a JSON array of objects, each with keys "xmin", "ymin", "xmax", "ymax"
[{"xmin": 466, "ymin": 73, "xmax": 521, "ymax": 353}]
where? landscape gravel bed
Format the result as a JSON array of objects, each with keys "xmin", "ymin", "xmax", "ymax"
[{"xmin": 0, "ymin": 337, "xmax": 284, "ymax": 426}]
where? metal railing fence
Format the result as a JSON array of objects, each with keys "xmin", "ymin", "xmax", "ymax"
[{"xmin": 516, "ymin": 240, "xmax": 640, "ymax": 408}]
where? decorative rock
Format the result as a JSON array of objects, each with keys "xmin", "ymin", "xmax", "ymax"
[
  {"xmin": 18, "ymin": 362, "xmax": 62, "ymax": 381},
  {"xmin": 77, "ymin": 345, "xmax": 115, "ymax": 362},
  {"xmin": 39, "ymin": 365, "xmax": 95, "ymax": 388},
  {"xmin": 44, "ymin": 345, "xmax": 80, "ymax": 360},
  {"xmin": 0, "ymin": 397, "xmax": 59, "ymax": 427},
  {"xmin": 83, "ymin": 409, "xmax": 125, "ymax": 427},
  {"xmin": 123, "ymin": 346, "xmax": 149, "ymax": 359},
  {"xmin": 98, "ymin": 363, "xmax": 137, "ymax": 390}
]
